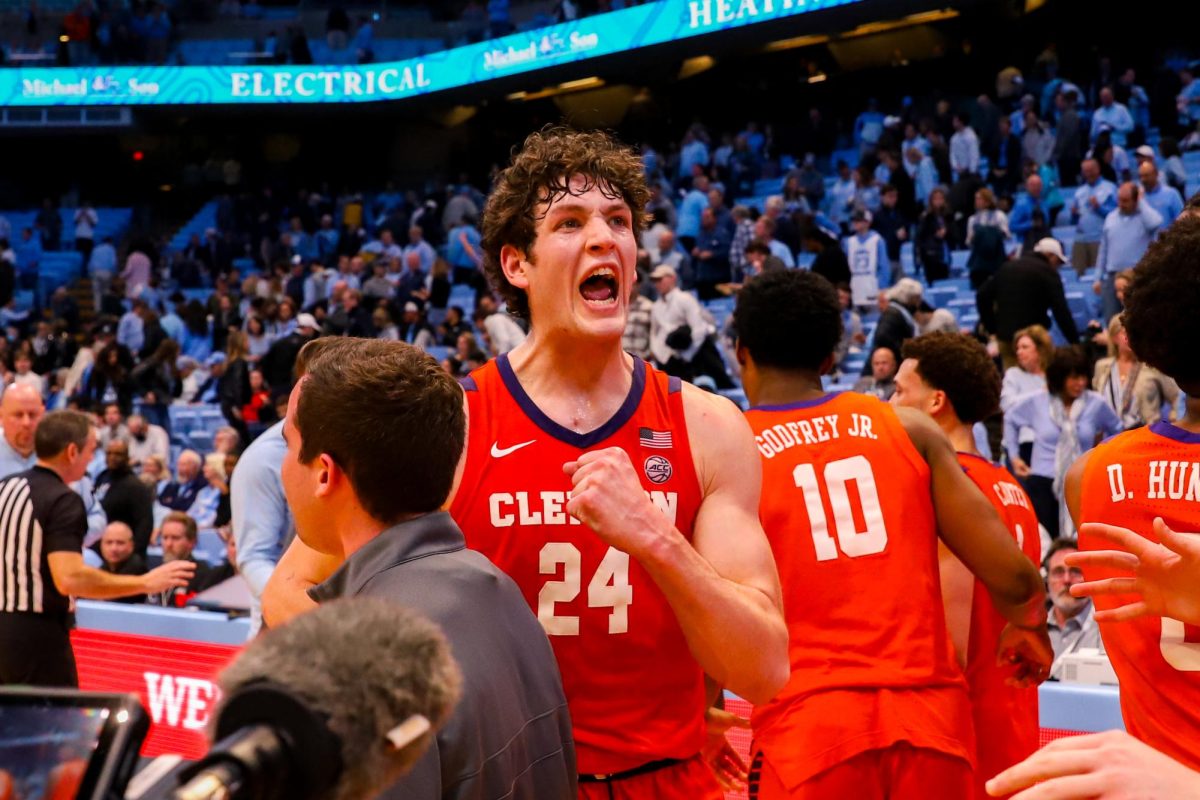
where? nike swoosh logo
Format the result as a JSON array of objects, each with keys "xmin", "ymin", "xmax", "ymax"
[{"xmin": 491, "ymin": 440, "xmax": 536, "ymax": 458}]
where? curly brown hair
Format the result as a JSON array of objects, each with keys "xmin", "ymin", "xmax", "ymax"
[
  {"xmin": 1123, "ymin": 215, "xmax": 1200, "ymax": 393},
  {"xmin": 901, "ymin": 332, "xmax": 1002, "ymax": 424},
  {"xmin": 479, "ymin": 126, "xmax": 651, "ymax": 319}
]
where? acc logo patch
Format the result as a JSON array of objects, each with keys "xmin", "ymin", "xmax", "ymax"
[{"xmin": 644, "ymin": 455, "xmax": 672, "ymax": 484}]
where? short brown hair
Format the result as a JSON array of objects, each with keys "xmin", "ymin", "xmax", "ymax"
[
  {"xmin": 1013, "ymin": 324, "xmax": 1053, "ymax": 372},
  {"xmin": 902, "ymin": 333, "xmax": 1001, "ymax": 424},
  {"xmin": 480, "ymin": 127, "xmax": 650, "ymax": 319},
  {"xmin": 294, "ymin": 338, "xmax": 465, "ymax": 523},
  {"xmin": 162, "ymin": 511, "xmax": 198, "ymax": 542},
  {"xmin": 35, "ymin": 410, "xmax": 92, "ymax": 459}
]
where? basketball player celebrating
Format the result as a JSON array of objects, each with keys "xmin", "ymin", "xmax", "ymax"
[
  {"xmin": 733, "ymin": 270, "xmax": 1050, "ymax": 799},
  {"xmin": 891, "ymin": 332, "xmax": 1042, "ymax": 799},
  {"xmin": 1060, "ymin": 215, "xmax": 1200, "ymax": 773},
  {"xmin": 264, "ymin": 128, "xmax": 789, "ymax": 799}
]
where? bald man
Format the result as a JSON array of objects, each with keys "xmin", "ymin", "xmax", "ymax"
[
  {"xmin": 0, "ymin": 384, "xmax": 108, "ymax": 543},
  {"xmin": 99, "ymin": 522, "xmax": 146, "ymax": 603},
  {"xmin": 0, "ymin": 383, "xmax": 45, "ymax": 479}
]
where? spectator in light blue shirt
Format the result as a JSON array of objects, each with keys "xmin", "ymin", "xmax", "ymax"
[
  {"xmin": 1090, "ymin": 88, "xmax": 1134, "ymax": 148},
  {"xmin": 1094, "ymin": 183, "xmax": 1162, "ymax": 321},
  {"xmin": 1069, "ymin": 159, "xmax": 1118, "ymax": 275},
  {"xmin": 853, "ymin": 99, "xmax": 885, "ymax": 151},
  {"xmin": 906, "ymin": 147, "xmax": 937, "ymax": 205},
  {"xmin": 231, "ymin": 419, "xmax": 291, "ymax": 637},
  {"xmin": 117, "ymin": 300, "xmax": 146, "ymax": 355},
  {"xmin": 1178, "ymin": 67, "xmax": 1200, "ymax": 126},
  {"xmin": 1138, "ymin": 161, "xmax": 1183, "ymax": 227},
  {"xmin": 14, "ymin": 227, "xmax": 41, "ymax": 278},
  {"xmin": 1004, "ymin": 346, "xmax": 1122, "ymax": 538},
  {"xmin": 675, "ymin": 174, "xmax": 710, "ymax": 248},
  {"xmin": 949, "ymin": 113, "xmax": 981, "ymax": 179},
  {"xmin": 401, "ymin": 227, "xmax": 436, "ymax": 274},
  {"xmin": 1009, "ymin": 174, "xmax": 1058, "ymax": 240},
  {"xmin": 677, "ymin": 129, "xmax": 710, "ymax": 182}
]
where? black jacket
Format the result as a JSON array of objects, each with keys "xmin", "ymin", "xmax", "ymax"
[
  {"xmin": 260, "ymin": 331, "xmax": 313, "ymax": 391},
  {"xmin": 976, "ymin": 254, "xmax": 1080, "ymax": 344},
  {"xmin": 96, "ymin": 469, "xmax": 154, "ymax": 555},
  {"xmin": 862, "ymin": 303, "xmax": 917, "ymax": 375}
]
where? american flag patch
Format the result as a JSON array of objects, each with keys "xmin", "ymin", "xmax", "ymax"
[{"xmin": 639, "ymin": 427, "xmax": 673, "ymax": 449}]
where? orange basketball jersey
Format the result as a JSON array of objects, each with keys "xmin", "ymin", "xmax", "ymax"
[
  {"xmin": 1078, "ymin": 421, "xmax": 1200, "ymax": 771},
  {"xmin": 957, "ymin": 453, "xmax": 1040, "ymax": 798},
  {"xmin": 746, "ymin": 392, "xmax": 973, "ymax": 790},
  {"xmin": 450, "ymin": 355, "xmax": 708, "ymax": 777}
]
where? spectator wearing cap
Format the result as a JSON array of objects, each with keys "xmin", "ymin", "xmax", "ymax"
[
  {"xmin": 622, "ymin": 271, "xmax": 654, "ymax": 362},
  {"xmin": 1137, "ymin": 160, "xmax": 1183, "ymax": 225},
  {"xmin": 194, "ymin": 352, "xmax": 227, "ymax": 404},
  {"xmin": 649, "ymin": 264, "xmax": 707, "ymax": 381},
  {"xmin": 977, "ymin": 238, "xmax": 1079, "ymax": 369},
  {"xmin": 1090, "ymin": 87, "xmax": 1135, "ymax": 148},
  {"xmin": 843, "ymin": 209, "xmax": 890, "ymax": 311},
  {"xmin": 861, "ymin": 277, "xmax": 923, "ymax": 375},
  {"xmin": 397, "ymin": 302, "xmax": 436, "ymax": 349},
  {"xmin": 1094, "ymin": 182, "xmax": 1162, "ymax": 322},
  {"xmin": 1069, "ymin": 159, "xmax": 1118, "ymax": 277}
]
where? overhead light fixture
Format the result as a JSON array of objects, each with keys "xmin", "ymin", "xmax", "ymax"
[
  {"xmin": 762, "ymin": 8, "xmax": 959, "ymax": 53},
  {"xmin": 678, "ymin": 55, "xmax": 715, "ymax": 80},
  {"xmin": 507, "ymin": 76, "xmax": 605, "ymax": 102},
  {"xmin": 763, "ymin": 33, "xmax": 829, "ymax": 53}
]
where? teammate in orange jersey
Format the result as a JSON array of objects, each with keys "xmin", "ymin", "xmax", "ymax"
[
  {"xmin": 891, "ymin": 332, "xmax": 1042, "ymax": 799},
  {"xmin": 264, "ymin": 128, "xmax": 789, "ymax": 799},
  {"xmin": 732, "ymin": 270, "xmax": 1051, "ymax": 800},
  {"xmin": 1060, "ymin": 215, "xmax": 1200, "ymax": 773}
]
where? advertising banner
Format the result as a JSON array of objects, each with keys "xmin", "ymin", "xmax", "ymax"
[{"xmin": 0, "ymin": 0, "xmax": 861, "ymax": 107}]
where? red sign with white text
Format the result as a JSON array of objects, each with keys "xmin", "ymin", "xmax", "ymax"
[{"xmin": 71, "ymin": 629, "xmax": 242, "ymax": 758}]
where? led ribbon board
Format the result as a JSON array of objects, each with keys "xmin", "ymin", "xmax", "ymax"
[{"xmin": 1, "ymin": 0, "xmax": 860, "ymax": 106}]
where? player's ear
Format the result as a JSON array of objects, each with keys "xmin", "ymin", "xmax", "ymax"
[
  {"xmin": 500, "ymin": 244, "xmax": 530, "ymax": 291},
  {"xmin": 734, "ymin": 338, "xmax": 747, "ymax": 367},
  {"xmin": 818, "ymin": 353, "xmax": 837, "ymax": 376},
  {"xmin": 929, "ymin": 389, "xmax": 948, "ymax": 416}
]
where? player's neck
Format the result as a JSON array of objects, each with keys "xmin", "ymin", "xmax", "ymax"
[
  {"xmin": 749, "ymin": 369, "xmax": 826, "ymax": 408},
  {"xmin": 1175, "ymin": 396, "xmax": 1200, "ymax": 433},
  {"xmin": 941, "ymin": 418, "xmax": 979, "ymax": 456},
  {"xmin": 505, "ymin": 334, "xmax": 634, "ymax": 429}
]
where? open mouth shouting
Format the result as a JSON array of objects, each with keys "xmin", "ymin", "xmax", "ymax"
[{"xmin": 579, "ymin": 265, "xmax": 620, "ymax": 309}]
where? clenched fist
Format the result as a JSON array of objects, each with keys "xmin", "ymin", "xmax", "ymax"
[{"xmin": 564, "ymin": 447, "xmax": 669, "ymax": 556}]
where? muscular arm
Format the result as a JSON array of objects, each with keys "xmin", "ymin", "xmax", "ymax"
[
  {"xmin": 48, "ymin": 552, "xmax": 192, "ymax": 600},
  {"xmin": 897, "ymin": 406, "xmax": 1046, "ymax": 627},
  {"xmin": 573, "ymin": 387, "xmax": 788, "ymax": 704}
]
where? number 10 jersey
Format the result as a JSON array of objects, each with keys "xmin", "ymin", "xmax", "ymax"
[
  {"xmin": 746, "ymin": 391, "xmax": 973, "ymax": 789},
  {"xmin": 450, "ymin": 354, "xmax": 707, "ymax": 778}
]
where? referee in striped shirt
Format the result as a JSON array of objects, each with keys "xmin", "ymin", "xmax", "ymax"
[{"xmin": 0, "ymin": 410, "xmax": 194, "ymax": 688}]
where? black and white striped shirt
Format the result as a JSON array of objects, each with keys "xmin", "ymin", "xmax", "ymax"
[{"xmin": 0, "ymin": 466, "xmax": 87, "ymax": 617}]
